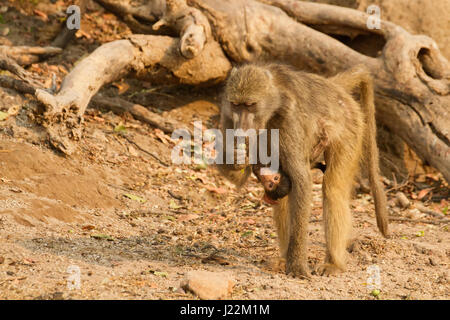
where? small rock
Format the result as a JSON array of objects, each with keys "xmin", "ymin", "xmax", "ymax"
[
  {"xmin": 127, "ymin": 145, "xmax": 139, "ymax": 157},
  {"xmin": 358, "ymin": 179, "xmax": 371, "ymax": 194},
  {"xmin": 347, "ymin": 240, "xmax": 360, "ymax": 253},
  {"xmin": 51, "ymin": 292, "xmax": 64, "ymax": 300},
  {"xmin": 174, "ymin": 287, "xmax": 185, "ymax": 294},
  {"xmin": 407, "ymin": 208, "xmax": 421, "ymax": 219},
  {"xmin": 429, "ymin": 257, "xmax": 438, "ymax": 266},
  {"xmin": 178, "ymin": 213, "xmax": 200, "ymax": 222},
  {"xmin": 387, "ymin": 199, "xmax": 397, "ymax": 208},
  {"xmin": 1, "ymin": 27, "xmax": 9, "ymax": 36},
  {"xmin": 395, "ymin": 192, "xmax": 410, "ymax": 208},
  {"xmin": 360, "ymin": 252, "xmax": 373, "ymax": 264},
  {"xmin": 181, "ymin": 271, "xmax": 234, "ymax": 300},
  {"xmin": 413, "ymin": 243, "xmax": 434, "ymax": 255},
  {"xmin": 91, "ymin": 129, "xmax": 108, "ymax": 142},
  {"xmin": 0, "ymin": 256, "xmax": 4, "ymax": 264}
]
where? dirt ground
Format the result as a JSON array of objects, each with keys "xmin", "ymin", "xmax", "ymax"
[{"xmin": 0, "ymin": 0, "xmax": 448, "ymax": 300}]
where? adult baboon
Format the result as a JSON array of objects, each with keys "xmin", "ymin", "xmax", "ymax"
[{"xmin": 217, "ymin": 63, "xmax": 388, "ymax": 277}]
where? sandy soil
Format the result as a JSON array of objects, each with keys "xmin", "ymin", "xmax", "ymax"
[
  {"xmin": 0, "ymin": 102, "xmax": 448, "ymax": 300},
  {"xmin": 0, "ymin": 0, "xmax": 448, "ymax": 300}
]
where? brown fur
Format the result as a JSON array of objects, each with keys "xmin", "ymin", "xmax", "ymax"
[{"xmin": 218, "ymin": 63, "xmax": 389, "ymax": 277}]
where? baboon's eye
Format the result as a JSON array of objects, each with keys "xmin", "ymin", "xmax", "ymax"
[
  {"xmin": 274, "ymin": 176, "xmax": 279, "ymax": 181},
  {"xmin": 245, "ymin": 102, "xmax": 257, "ymax": 107},
  {"xmin": 231, "ymin": 102, "xmax": 240, "ymax": 106}
]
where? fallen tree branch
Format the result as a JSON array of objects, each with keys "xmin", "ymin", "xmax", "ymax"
[
  {"xmin": 260, "ymin": 0, "xmax": 391, "ymax": 37},
  {"xmin": 120, "ymin": 134, "xmax": 170, "ymax": 167},
  {"xmin": 415, "ymin": 203, "xmax": 446, "ymax": 219},
  {"xmin": 389, "ymin": 217, "xmax": 450, "ymax": 225},
  {"xmin": 33, "ymin": 31, "xmax": 229, "ymax": 155},
  {"xmin": 154, "ymin": 0, "xmax": 212, "ymax": 58},
  {"xmin": 35, "ymin": 35, "xmax": 230, "ymax": 121},
  {"xmin": 0, "ymin": 75, "xmax": 36, "ymax": 95},
  {"xmin": 90, "ymin": 95, "xmax": 185, "ymax": 134},
  {"xmin": 0, "ymin": 45, "xmax": 62, "ymax": 66},
  {"xmin": 94, "ymin": 0, "xmax": 168, "ymax": 34},
  {"xmin": 0, "ymin": 54, "xmax": 45, "ymax": 88},
  {"xmin": 96, "ymin": 0, "xmax": 212, "ymax": 58}
]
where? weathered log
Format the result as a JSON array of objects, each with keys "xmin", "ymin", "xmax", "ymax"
[
  {"xmin": 32, "ymin": 0, "xmax": 449, "ymax": 181},
  {"xmin": 94, "ymin": 0, "xmax": 167, "ymax": 34},
  {"xmin": 35, "ymin": 36, "xmax": 230, "ymax": 119},
  {"xmin": 254, "ymin": 0, "xmax": 450, "ymax": 181}
]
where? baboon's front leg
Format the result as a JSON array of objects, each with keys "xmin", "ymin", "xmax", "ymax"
[{"xmin": 285, "ymin": 166, "xmax": 313, "ymax": 278}]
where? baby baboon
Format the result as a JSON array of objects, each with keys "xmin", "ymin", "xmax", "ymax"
[
  {"xmin": 217, "ymin": 62, "xmax": 389, "ymax": 277},
  {"xmin": 253, "ymin": 161, "xmax": 327, "ymax": 205},
  {"xmin": 252, "ymin": 164, "xmax": 292, "ymax": 204}
]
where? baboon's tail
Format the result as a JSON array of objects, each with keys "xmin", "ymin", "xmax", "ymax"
[{"xmin": 332, "ymin": 65, "xmax": 389, "ymax": 237}]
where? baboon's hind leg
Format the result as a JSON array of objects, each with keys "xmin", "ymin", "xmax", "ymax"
[{"xmin": 318, "ymin": 140, "xmax": 362, "ymax": 276}]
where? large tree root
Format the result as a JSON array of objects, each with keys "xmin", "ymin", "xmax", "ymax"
[
  {"xmin": 253, "ymin": 0, "xmax": 450, "ymax": 181},
  {"xmin": 32, "ymin": 0, "xmax": 449, "ymax": 181},
  {"xmin": 34, "ymin": 34, "xmax": 229, "ymax": 154},
  {"xmin": 35, "ymin": 35, "xmax": 230, "ymax": 119},
  {"xmin": 94, "ymin": 0, "xmax": 166, "ymax": 34}
]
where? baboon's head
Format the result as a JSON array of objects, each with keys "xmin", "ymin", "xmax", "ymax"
[{"xmin": 224, "ymin": 65, "xmax": 277, "ymax": 131}]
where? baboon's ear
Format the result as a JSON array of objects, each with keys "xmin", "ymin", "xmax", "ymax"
[{"xmin": 265, "ymin": 69, "xmax": 273, "ymax": 81}]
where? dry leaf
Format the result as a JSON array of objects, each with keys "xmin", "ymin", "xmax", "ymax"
[
  {"xmin": 75, "ymin": 29, "xmax": 92, "ymax": 39},
  {"xmin": 112, "ymin": 82, "xmax": 130, "ymax": 95},
  {"xmin": 33, "ymin": 9, "xmax": 48, "ymax": 21},
  {"xmin": 202, "ymin": 255, "xmax": 230, "ymax": 265},
  {"xmin": 417, "ymin": 188, "xmax": 433, "ymax": 200},
  {"xmin": 154, "ymin": 129, "xmax": 173, "ymax": 145},
  {"xmin": 22, "ymin": 258, "xmax": 36, "ymax": 265},
  {"xmin": 204, "ymin": 185, "xmax": 227, "ymax": 194},
  {"xmin": 415, "ymin": 175, "xmax": 427, "ymax": 183},
  {"xmin": 58, "ymin": 66, "xmax": 68, "ymax": 74},
  {"xmin": 425, "ymin": 173, "xmax": 440, "ymax": 181},
  {"xmin": 177, "ymin": 214, "xmax": 200, "ymax": 222}
]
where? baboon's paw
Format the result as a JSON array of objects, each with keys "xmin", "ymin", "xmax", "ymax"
[
  {"xmin": 316, "ymin": 263, "xmax": 344, "ymax": 276},
  {"xmin": 285, "ymin": 261, "xmax": 311, "ymax": 279}
]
